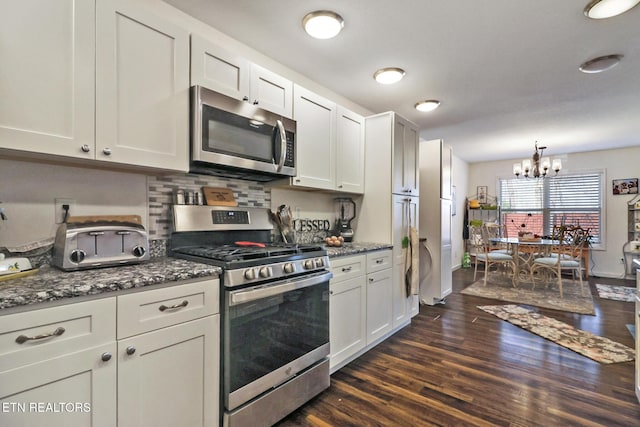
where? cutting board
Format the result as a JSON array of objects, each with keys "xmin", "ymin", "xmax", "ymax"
[
  {"xmin": 67, "ymin": 215, "xmax": 142, "ymax": 224},
  {"xmin": 202, "ymin": 187, "xmax": 237, "ymax": 206}
]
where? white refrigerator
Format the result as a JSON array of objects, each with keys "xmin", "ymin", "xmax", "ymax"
[{"xmin": 418, "ymin": 139, "xmax": 453, "ymax": 305}]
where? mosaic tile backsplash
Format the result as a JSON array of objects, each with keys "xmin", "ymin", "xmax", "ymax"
[{"xmin": 147, "ymin": 173, "xmax": 271, "ymax": 240}]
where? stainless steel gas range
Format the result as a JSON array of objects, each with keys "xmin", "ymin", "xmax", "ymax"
[{"xmin": 170, "ymin": 205, "xmax": 331, "ymax": 427}]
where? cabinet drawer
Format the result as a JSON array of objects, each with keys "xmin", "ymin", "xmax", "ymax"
[
  {"xmin": 367, "ymin": 250, "xmax": 393, "ymax": 273},
  {"xmin": 117, "ymin": 279, "xmax": 219, "ymax": 339},
  {"xmin": 0, "ymin": 298, "xmax": 116, "ymax": 372},
  {"xmin": 330, "ymin": 255, "xmax": 366, "ymax": 283}
]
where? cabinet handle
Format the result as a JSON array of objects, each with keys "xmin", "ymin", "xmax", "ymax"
[
  {"xmin": 126, "ymin": 346, "xmax": 136, "ymax": 356},
  {"xmin": 101, "ymin": 352, "xmax": 112, "ymax": 362},
  {"xmin": 242, "ymin": 96, "xmax": 249, "ymax": 101},
  {"xmin": 102, "ymin": 147, "xmax": 112, "ymax": 156},
  {"xmin": 338, "ymin": 184, "xmax": 343, "ymax": 188},
  {"xmin": 158, "ymin": 300, "xmax": 189, "ymax": 312},
  {"xmin": 369, "ymin": 277, "xmax": 374, "ymax": 282},
  {"xmin": 81, "ymin": 144, "xmax": 91, "ymax": 153},
  {"xmin": 376, "ymin": 259, "xmax": 383, "ymax": 264},
  {"xmin": 15, "ymin": 327, "xmax": 65, "ymax": 344},
  {"xmin": 341, "ymin": 266, "xmax": 352, "ymax": 272},
  {"xmin": 253, "ymin": 100, "xmax": 259, "ymax": 105}
]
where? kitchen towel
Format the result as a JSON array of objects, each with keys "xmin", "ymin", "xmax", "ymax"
[{"xmin": 405, "ymin": 226, "xmax": 419, "ymax": 296}]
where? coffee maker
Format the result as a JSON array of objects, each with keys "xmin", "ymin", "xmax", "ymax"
[{"xmin": 334, "ymin": 198, "xmax": 356, "ymax": 242}]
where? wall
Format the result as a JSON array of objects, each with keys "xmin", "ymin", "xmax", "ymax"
[{"xmin": 467, "ymin": 145, "xmax": 640, "ymax": 278}]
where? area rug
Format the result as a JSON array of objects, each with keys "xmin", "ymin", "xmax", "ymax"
[
  {"xmin": 461, "ymin": 274, "xmax": 595, "ymax": 315},
  {"xmin": 478, "ymin": 305, "xmax": 635, "ymax": 364},
  {"xmin": 595, "ymin": 284, "xmax": 635, "ymax": 302}
]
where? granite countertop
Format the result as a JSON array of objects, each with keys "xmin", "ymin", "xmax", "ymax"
[
  {"xmin": 0, "ymin": 258, "xmax": 221, "ymax": 312},
  {"xmin": 325, "ymin": 242, "xmax": 393, "ymax": 258}
]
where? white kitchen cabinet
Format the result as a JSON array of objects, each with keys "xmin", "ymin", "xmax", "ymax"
[
  {"xmin": 0, "ymin": 277, "xmax": 220, "ymax": 427},
  {"xmin": 291, "ymin": 85, "xmax": 365, "ymax": 193},
  {"xmin": 190, "ymin": 34, "xmax": 293, "ymax": 118},
  {"xmin": 329, "ymin": 255, "xmax": 367, "ymax": 373},
  {"xmin": 116, "ymin": 279, "xmax": 219, "ymax": 427},
  {"xmin": 96, "ymin": 0, "xmax": 189, "ymax": 171},
  {"xmin": 336, "ymin": 107, "xmax": 365, "ymax": 193},
  {"xmin": 392, "ymin": 196, "xmax": 420, "ymax": 327},
  {"xmin": 392, "ymin": 114, "xmax": 420, "ymax": 196},
  {"xmin": 0, "ymin": 0, "xmax": 95, "ymax": 159},
  {"xmin": 366, "ymin": 260, "xmax": 394, "ymax": 345},
  {"xmin": 0, "ymin": 298, "xmax": 117, "ymax": 427},
  {"xmin": 292, "ymin": 84, "xmax": 337, "ymax": 191}
]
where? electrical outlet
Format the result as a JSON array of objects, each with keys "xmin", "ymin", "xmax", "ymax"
[{"xmin": 54, "ymin": 198, "xmax": 75, "ymax": 224}]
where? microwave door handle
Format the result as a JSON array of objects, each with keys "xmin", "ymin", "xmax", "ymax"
[{"xmin": 274, "ymin": 119, "xmax": 287, "ymax": 172}]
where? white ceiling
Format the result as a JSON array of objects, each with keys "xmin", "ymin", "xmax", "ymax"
[{"xmin": 165, "ymin": 0, "xmax": 640, "ymax": 163}]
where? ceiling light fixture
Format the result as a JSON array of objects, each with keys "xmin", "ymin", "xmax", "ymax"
[
  {"xmin": 584, "ymin": 0, "xmax": 640, "ymax": 19},
  {"xmin": 579, "ymin": 54, "xmax": 623, "ymax": 73},
  {"xmin": 373, "ymin": 68, "xmax": 406, "ymax": 85},
  {"xmin": 415, "ymin": 100, "xmax": 441, "ymax": 112},
  {"xmin": 302, "ymin": 11, "xmax": 344, "ymax": 39},
  {"xmin": 513, "ymin": 142, "xmax": 562, "ymax": 178}
]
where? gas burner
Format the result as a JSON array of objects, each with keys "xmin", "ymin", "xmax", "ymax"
[{"xmin": 173, "ymin": 243, "xmax": 323, "ymax": 263}]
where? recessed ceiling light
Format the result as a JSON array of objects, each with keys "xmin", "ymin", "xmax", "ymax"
[
  {"xmin": 373, "ymin": 68, "xmax": 406, "ymax": 84},
  {"xmin": 415, "ymin": 100, "xmax": 441, "ymax": 112},
  {"xmin": 302, "ymin": 11, "xmax": 344, "ymax": 39},
  {"xmin": 579, "ymin": 54, "xmax": 623, "ymax": 73},
  {"xmin": 584, "ymin": 0, "xmax": 640, "ymax": 19}
]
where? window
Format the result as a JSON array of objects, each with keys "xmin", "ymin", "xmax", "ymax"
[{"xmin": 499, "ymin": 171, "xmax": 603, "ymax": 246}]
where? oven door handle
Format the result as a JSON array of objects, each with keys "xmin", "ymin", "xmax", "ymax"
[
  {"xmin": 229, "ymin": 271, "xmax": 332, "ymax": 306},
  {"xmin": 273, "ymin": 119, "xmax": 287, "ymax": 172}
]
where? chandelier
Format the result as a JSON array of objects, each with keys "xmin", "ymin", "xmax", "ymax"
[{"xmin": 513, "ymin": 142, "xmax": 562, "ymax": 178}]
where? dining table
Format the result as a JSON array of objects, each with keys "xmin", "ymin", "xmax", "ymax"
[{"xmin": 489, "ymin": 237, "xmax": 560, "ymax": 284}]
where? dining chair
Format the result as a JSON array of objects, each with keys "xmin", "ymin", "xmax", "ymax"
[
  {"xmin": 473, "ymin": 224, "xmax": 517, "ymax": 287},
  {"xmin": 529, "ymin": 231, "xmax": 585, "ymax": 298}
]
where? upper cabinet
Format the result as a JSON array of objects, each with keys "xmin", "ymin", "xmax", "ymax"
[
  {"xmin": 0, "ymin": 0, "xmax": 95, "ymax": 159},
  {"xmin": 291, "ymin": 85, "xmax": 365, "ymax": 194},
  {"xmin": 96, "ymin": 0, "xmax": 190, "ymax": 171},
  {"xmin": 190, "ymin": 34, "xmax": 293, "ymax": 118},
  {"xmin": 392, "ymin": 115, "xmax": 419, "ymax": 196},
  {"xmin": 0, "ymin": 0, "xmax": 189, "ymax": 172}
]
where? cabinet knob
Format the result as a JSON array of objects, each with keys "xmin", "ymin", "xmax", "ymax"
[
  {"xmin": 126, "ymin": 346, "xmax": 136, "ymax": 356},
  {"xmin": 242, "ymin": 96, "xmax": 249, "ymax": 101},
  {"xmin": 253, "ymin": 100, "xmax": 259, "ymax": 105},
  {"xmin": 81, "ymin": 144, "xmax": 91, "ymax": 153},
  {"xmin": 102, "ymin": 147, "xmax": 112, "ymax": 156},
  {"xmin": 101, "ymin": 352, "xmax": 112, "ymax": 362},
  {"xmin": 369, "ymin": 277, "xmax": 374, "ymax": 282}
]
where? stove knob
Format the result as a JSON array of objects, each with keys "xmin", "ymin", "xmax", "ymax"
[
  {"xmin": 283, "ymin": 263, "xmax": 295, "ymax": 274},
  {"xmin": 69, "ymin": 249, "xmax": 86, "ymax": 264},
  {"xmin": 132, "ymin": 245, "xmax": 146, "ymax": 258},
  {"xmin": 259, "ymin": 267, "xmax": 271, "ymax": 278},
  {"xmin": 244, "ymin": 269, "xmax": 256, "ymax": 281},
  {"xmin": 303, "ymin": 259, "xmax": 315, "ymax": 270},
  {"xmin": 315, "ymin": 258, "xmax": 325, "ymax": 268}
]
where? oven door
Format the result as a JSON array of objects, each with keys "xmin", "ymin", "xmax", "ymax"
[{"xmin": 224, "ymin": 270, "xmax": 331, "ymax": 411}]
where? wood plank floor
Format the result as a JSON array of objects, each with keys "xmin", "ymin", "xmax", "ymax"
[{"xmin": 277, "ymin": 268, "xmax": 639, "ymax": 427}]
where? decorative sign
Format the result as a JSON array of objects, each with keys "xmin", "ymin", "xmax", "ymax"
[{"xmin": 292, "ymin": 219, "xmax": 332, "ymax": 232}]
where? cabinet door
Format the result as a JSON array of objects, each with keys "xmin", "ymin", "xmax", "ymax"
[
  {"xmin": 330, "ymin": 275, "xmax": 366, "ymax": 371},
  {"xmin": 366, "ymin": 269, "xmax": 393, "ymax": 345},
  {"xmin": 392, "ymin": 196, "xmax": 418, "ymax": 327},
  {"xmin": 292, "ymin": 85, "xmax": 336, "ymax": 190},
  {"xmin": 117, "ymin": 315, "xmax": 219, "ymax": 427},
  {"xmin": 190, "ymin": 33, "xmax": 250, "ymax": 100},
  {"xmin": 0, "ymin": 343, "xmax": 117, "ymax": 427},
  {"xmin": 250, "ymin": 64, "xmax": 293, "ymax": 118},
  {"xmin": 336, "ymin": 107, "xmax": 365, "ymax": 194},
  {"xmin": 96, "ymin": 0, "xmax": 189, "ymax": 171},
  {"xmin": 392, "ymin": 115, "xmax": 419, "ymax": 195},
  {"xmin": 0, "ymin": 0, "xmax": 94, "ymax": 159}
]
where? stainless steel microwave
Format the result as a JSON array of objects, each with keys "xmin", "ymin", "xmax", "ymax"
[{"xmin": 190, "ymin": 85, "xmax": 296, "ymax": 181}]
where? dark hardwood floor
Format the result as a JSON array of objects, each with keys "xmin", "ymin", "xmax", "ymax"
[{"xmin": 277, "ymin": 268, "xmax": 639, "ymax": 426}]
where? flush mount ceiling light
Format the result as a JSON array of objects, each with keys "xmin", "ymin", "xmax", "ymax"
[
  {"xmin": 579, "ymin": 54, "xmax": 623, "ymax": 73},
  {"xmin": 584, "ymin": 0, "xmax": 640, "ymax": 19},
  {"xmin": 415, "ymin": 100, "xmax": 441, "ymax": 112},
  {"xmin": 302, "ymin": 11, "xmax": 344, "ymax": 39},
  {"xmin": 373, "ymin": 68, "xmax": 406, "ymax": 84}
]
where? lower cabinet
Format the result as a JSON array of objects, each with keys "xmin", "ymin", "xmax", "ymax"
[
  {"xmin": 0, "ymin": 278, "xmax": 220, "ymax": 427},
  {"xmin": 330, "ymin": 250, "xmax": 408, "ymax": 373}
]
